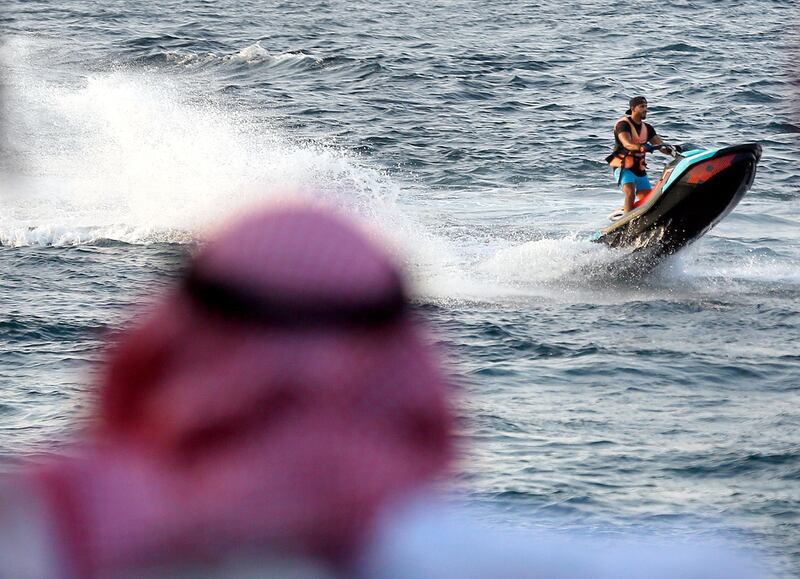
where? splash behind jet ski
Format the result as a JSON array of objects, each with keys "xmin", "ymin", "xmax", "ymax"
[{"xmin": 590, "ymin": 142, "xmax": 761, "ymax": 269}]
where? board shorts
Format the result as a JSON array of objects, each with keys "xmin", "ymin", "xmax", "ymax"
[{"xmin": 613, "ymin": 168, "xmax": 652, "ymax": 192}]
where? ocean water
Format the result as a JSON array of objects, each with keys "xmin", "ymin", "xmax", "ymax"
[{"xmin": 1, "ymin": 0, "xmax": 799, "ymax": 576}]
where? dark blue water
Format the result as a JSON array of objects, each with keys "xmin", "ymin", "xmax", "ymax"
[{"xmin": 1, "ymin": 1, "xmax": 799, "ymax": 576}]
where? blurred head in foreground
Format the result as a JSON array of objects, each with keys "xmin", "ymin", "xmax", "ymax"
[{"xmin": 25, "ymin": 203, "xmax": 453, "ymax": 577}]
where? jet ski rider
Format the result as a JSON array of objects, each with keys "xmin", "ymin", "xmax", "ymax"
[{"xmin": 606, "ymin": 96, "xmax": 674, "ymax": 213}]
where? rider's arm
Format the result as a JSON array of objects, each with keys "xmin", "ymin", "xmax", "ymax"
[{"xmin": 617, "ymin": 130, "xmax": 639, "ymax": 152}]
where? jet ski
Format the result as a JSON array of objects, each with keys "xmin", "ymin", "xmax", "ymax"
[{"xmin": 591, "ymin": 142, "xmax": 761, "ymax": 268}]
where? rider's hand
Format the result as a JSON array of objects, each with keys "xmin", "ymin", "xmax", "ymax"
[{"xmin": 660, "ymin": 144, "xmax": 675, "ymax": 155}]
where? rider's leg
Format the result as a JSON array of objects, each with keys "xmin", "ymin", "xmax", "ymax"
[
  {"xmin": 622, "ymin": 182, "xmax": 636, "ymax": 212},
  {"xmin": 631, "ymin": 174, "xmax": 654, "ymax": 208},
  {"xmin": 614, "ymin": 168, "xmax": 638, "ymax": 213}
]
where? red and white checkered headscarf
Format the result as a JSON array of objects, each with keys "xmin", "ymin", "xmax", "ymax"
[{"xmin": 33, "ymin": 204, "xmax": 453, "ymax": 578}]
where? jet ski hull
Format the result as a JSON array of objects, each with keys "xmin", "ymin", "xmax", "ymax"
[{"xmin": 592, "ymin": 143, "xmax": 761, "ymax": 265}]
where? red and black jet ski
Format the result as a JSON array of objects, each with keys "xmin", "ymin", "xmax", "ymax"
[{"xmin": 591, "ymin": 142, "xmax": 762, "ymax": 269}]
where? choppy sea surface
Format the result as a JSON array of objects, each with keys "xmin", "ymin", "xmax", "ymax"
[{"xmin": 1, "ymin": 0, "xmax": 799, "ymax": 576}]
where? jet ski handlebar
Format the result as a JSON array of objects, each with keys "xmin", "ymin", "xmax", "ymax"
[{"xmin": 641, "ymin": 143, "xmax": 678, "ymax": 157}]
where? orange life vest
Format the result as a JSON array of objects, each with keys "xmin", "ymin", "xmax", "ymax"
[{"xmin": 607, "ymin": 116, "xmax": 648, "ymax": 172}]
